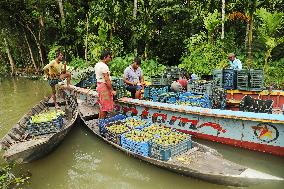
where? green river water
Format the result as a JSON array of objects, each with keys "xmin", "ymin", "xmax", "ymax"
[{"xmin": 0, "ymin": 78, "xmax": 283, "ymax": 189}]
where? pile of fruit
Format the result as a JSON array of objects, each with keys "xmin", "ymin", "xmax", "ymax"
[
  {"xmin": 123, "ymin": 130, "xmax": 153, "ymax": 142},
  {"xmin": 125, "ymin": 118, "xmax": 148, "ymax": 129},
  {"xmin": 142, "ymin": 124, "xmax": 171, "ymax": 136},
  {"xmin": 30, "ymin": 110, "xmax": 65, "ymax": 124},
  {"xmin": 152, "ymin": 132, "xmax": 189, "ymax": 146},
  {"xmin": 27, "ymin": 110, "xmax": 65, "ymax": 136},
  {"xmin": 105, "ymin": 123, "xmax": 129, "ymax": 134}
]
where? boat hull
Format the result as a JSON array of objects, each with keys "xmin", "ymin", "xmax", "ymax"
[
  {"xmin": 77, "ymin": 99, "xmax": 283, "ymax": 187},
  {"xmin": 62, "ymin": 86, "xmax": 284, "ymax": 156},
  {"xmin": 115, "ymin": 99, "xmax": 284, "ymax": 156},
  {"xmin": 1, "ymin": 92, "xmax": 79, "ymax": 163}
]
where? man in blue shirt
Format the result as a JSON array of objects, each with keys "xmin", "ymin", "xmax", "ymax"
[
  {"xmin": 228, "ymin": 53, "xmax": 242, "ymax": 70},
  {"xmin": 123, "ymin": 57, "xmax": 144, "ymax": 99}
]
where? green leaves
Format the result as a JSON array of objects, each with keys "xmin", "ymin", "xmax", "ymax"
[{"xmin": 0, "ymin": 163, "xmax": 30, "ymax": 189}]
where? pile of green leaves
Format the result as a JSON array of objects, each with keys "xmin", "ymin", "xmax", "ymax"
[{"xmin": 0, "ymin": 163, "xmax": 30, "ymax": 189}]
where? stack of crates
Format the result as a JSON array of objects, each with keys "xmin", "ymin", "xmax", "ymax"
[
  {"xmin": 143, "ymin": 86, "xmax": 169, "ymax": 100},
  {"xmin": 223, "ymin": 69, "xmax": 237, "ymax": 90},
  {"xmin": 164, "ymin": 66, "xmax": 181, "ymax": 84},
  {"xmin": 79, "ymin": 72, "xmax": 97, "ymax": 88},
  {"xmin": 112, "ymin": 77, "xmax": 128, "ymax": 99},
  {"xmin": 187, "ymin": 81, "xmax": 213, "ymax": 96},
  {"xmin": 237, "ymin": 70, "xmax": 249, "ymax": 91},
  {"xmin": 249, "ymin": 69, "xmax": 264, "ymax": 91},
  {"xmin": 212, "ymin": 69, "xmax": 223, "ymax": 88},
  {"xmin": 151, "ymin": 76, "xmax": 168, "ymax": 86}
]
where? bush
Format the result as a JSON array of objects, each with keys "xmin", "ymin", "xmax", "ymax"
[{"xmin": 0, "ymin": 163, "xmax": 30, "ymax": 189}]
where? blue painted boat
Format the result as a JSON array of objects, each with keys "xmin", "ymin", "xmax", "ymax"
[{"xmin": 62, "ymin": 85, "xmax": 284, "ymax": 156}]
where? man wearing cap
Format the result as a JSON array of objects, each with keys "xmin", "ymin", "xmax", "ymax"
[{"xmin": 228, "ymin": 53, "xmax": 242, "ymax": 70}]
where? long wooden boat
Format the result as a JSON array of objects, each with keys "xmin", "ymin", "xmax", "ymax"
[
  {"xmin": 0, "ymin": 92, "xmax": 78, "ymax": 163},
  {"xmin": 77, "ymin": 98, "xmax": 283, "ymax": 187},
  {"xmin": 62, "ymin": 85, "xmax": 284, "ymax": 156}
]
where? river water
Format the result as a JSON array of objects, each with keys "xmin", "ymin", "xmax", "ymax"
[{"xmin": 0, "ymin": 78, "xmax": 283, "ymax": 189}]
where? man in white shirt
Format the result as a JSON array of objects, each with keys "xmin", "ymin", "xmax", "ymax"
[
  {"xmin": 228, "ymin": 53, "xmax": 242, "ymax": 70},
  {"xmin": 95, "ymin": 50, "xmax": 116, "ymax": 119}
]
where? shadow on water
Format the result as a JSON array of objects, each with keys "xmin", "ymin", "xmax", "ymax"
[{"xmin": 0, "ymin": 78, "xmax": 283, "ymax": 189}]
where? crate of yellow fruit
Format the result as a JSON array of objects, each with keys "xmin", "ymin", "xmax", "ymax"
[
  {"xmin": 105, "ymin": 121, "xmax": 130, "ymax": 145},
  {"xmin": 150, "ymin": 132, "xmax": 192, "ymax": 161}
]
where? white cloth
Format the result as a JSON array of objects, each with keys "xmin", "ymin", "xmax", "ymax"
[
  {"xmin": 95, "ymin": 61, "xmax": 110, "ymax": 83},
  {"xmin": 229, "ymin": 58, "xmax": 242, "ymax": 70}
]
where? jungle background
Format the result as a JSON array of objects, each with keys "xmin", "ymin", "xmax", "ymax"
[
  {"xmin": 0, "ymin": 0, "xmax": 283, "ymax": 86},
  {"xmin": 0, "ymin": 1, "xmax": 284, "ymax": 187}
]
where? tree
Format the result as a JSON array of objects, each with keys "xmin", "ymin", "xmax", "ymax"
[{"xmin": 256, "ymin": 8, "xmax": 284, "ymax": 71}]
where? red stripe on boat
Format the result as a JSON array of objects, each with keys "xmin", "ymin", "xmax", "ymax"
[{"xmin": 178, "ymin": 129, "xmax": 284, "ymax": 156}]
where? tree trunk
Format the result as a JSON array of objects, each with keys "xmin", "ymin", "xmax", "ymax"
[
  {"xmin": 4, "ymin": 37, "xmax": 17, "ymax": 76},
  {"xmin": 247, "ymin": 16, "xmax": 253, "ymax": 68},
  {"xmin": 221, "ymin": 0, "xmax": 225, "ymax": 39},
  {"xmin": 85, "ymin": 15, "xmax": 89, "ymax": 62},
  {"xmin": 58, "ymin": 0, "xmax": 65, "ymax": 23},
  {"xmin": 133, "ymin": 0, "xmax": 138, "ymax": 54},
  {"xmin": 133, "ymin": 0, "xmax": 138, "ymax": 19},
  {"xmin": 245, "ymin": 21, "xmax": 249, "ymax": 49},
  {"xmin": 24, "ymin": 33, "xmax": 38, "ymax": 73},
  {"xmin": 144, "ymin": 42, "xmax": 148, "ymax": 59},
  {"xmin": 25, "ymin": 24, "xmax": 44, "ymax": 68}
]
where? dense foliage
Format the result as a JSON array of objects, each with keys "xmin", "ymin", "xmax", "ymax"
[
  {"xmin": 0, "ymin": 0, "xmax": 284, "ymax": 87},
  {"xmin": 0, "ymin": 163, "xmax": 30, "ymax": 188}
]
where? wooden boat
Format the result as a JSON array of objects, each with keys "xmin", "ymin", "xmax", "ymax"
[
  {"xmin": 0, "ymin": 93, "xmax": 78, "ymax": 163},
  {"xmin": 62, "ymin": 85, "xmax": 284, "ymax": 156},
  {"xmin": 77, "ymin": 99, "xmax": 283, "ymax": 187}
]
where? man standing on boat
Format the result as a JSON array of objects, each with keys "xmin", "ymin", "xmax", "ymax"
[
  {"xmin": 43, "ymin": 51, "xmax": 71, "ymax": 109},
  {"xmin": 123, "ymin": 57, "xmax": 144, "ymax": 99},
  {"xmin": 95, "ymin": 50, "xmax": 116, "ymax": 119},
  {"xmin": 228, "ymin": 53, "xmax": 242, "ymax": 70}
]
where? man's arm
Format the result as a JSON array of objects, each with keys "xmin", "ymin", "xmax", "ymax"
[{"xmin": 43, "ymin": 61, "xmax": 53, "ymax": 76}]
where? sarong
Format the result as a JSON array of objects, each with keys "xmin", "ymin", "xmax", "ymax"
[{"xmin": 97, "ymin": 82, "xmax": 114, "ymax": 112}]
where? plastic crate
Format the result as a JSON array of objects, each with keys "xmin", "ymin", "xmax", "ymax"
[
  {"xmin": 212, "ymin": 69, "xmax": 223, "ymax": 87},
  {"xmin": 150, "ymin": 137, "xmax": 192, "ymax": 161},
  {"xmin": 187, "ymin": 81, "xmax": 213, "ymax": 95},
  {"xmin": 120, "ymin": 132, "xmax": 151, "ymax": 157},
  {"xmin": 105, "ymin": 121, "xmax": 130, "ymax": 145},
  {"xmin": 98, "ymin": 114, "xmax": 126, "ymax": 135},
  {"xmin": 249, "ymin": 69, "xmax": 264, "ymax": 91},
  {"xmin": 26, "ymin": 118, "xmax": 62, "ymax": 136},
  {"xmin": 151, "ymin": 77, "xmax": 168, "ymax": 86},
  {"xmin": 105, "ymin": 132, "xmax": 123, "ymax": 145},
  {"xmin": 223, "ymin": 69, "xmax": 237, "ymax": 90},
  {"xmin": 237, "ymin": 69, "xmax": 249, "ymax": 91}
]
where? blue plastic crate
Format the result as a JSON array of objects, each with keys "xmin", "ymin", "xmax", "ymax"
[
  {"xmin": 120, "ymin": 133, "xmax": 151, "ymax": 157},
  {"xmin": 223, "ymin": 69, "xmax": 237, "ymax": 90},
  {"xmin": 150, "ymin": 137, "xmax": 192, "ymax": 161},
  {"xmin": 98, "ymin": 114, "xmax": 126, "ymax": 135}
]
